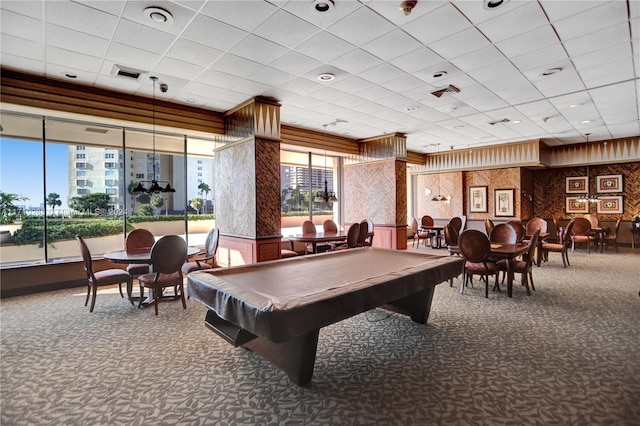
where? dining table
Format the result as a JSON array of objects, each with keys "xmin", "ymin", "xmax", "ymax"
[
  {"xmin": 288, "ymin": 231, "xmax": 348, "ymax": 254},
  {"xmin": 419, "ymin": 225, "xmax": 445, "ymax": 248},
  {"xmin": 103, "ymin": 245, "xmax": 201, "ymax": 303},
  {"xmin": 450, "ymin": 242, "xmax": 529, "ymax": 298}
]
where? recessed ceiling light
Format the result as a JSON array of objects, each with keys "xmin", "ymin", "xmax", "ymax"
[
  {"xmin": 511, "ymin": 120, "xmax": 521, "ymax": 124},
  {"xmin": 539, "ymin": 67, "xmax": 563, "ymax": 77},
  {"xmin": 405, "ymin": 106, "xmax": 420, "ymax": 112},
  {"xmin": 432, "ymin": 71, "xmax": 447, "ymax": 78},
  {"xmin": 580, "ymin": 120, "xmax": 591, "ymax": 124},
  {"xmin": 483, "ymin": 0, "xmax": 510, "ymax": 10},
  {"xmin": 568, "ymin": 103, "xmax": 582, "ymax": 108},
  {"xmin": 143, "ymin": 7, "xmax": 173, "ymax": 25},
  {"xmin": 317, "ymin": 73, "xmax": 336, "ymax": 82},
  {"xmin": 312, "ymin": 0, "xmax": 334, "ymax": 13}
]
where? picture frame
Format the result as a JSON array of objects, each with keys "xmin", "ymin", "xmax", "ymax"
[
  {"xmin": 494, "ymin": 189, "xmax": 514, "ymax": 217},
  {"xmin": 596, "ymin": 174, "xmax": 623, "ymax": 193},
  {"xmin": 566, "ymin": 176, "xmax": 588, "ymax": 194},
  {"xmin": 469, "ymin": 185, "xmax": 488, "ymax": 213},
  {"xmin": 565, "ymin": 197, "xmax": 589, "ymax": 214},
  {"xmin": 597, "ymin": 196, "xmax": 623, "ymax": 214}
]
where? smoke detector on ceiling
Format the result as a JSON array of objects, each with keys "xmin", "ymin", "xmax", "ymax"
[
  {"xmin": 430, "ymin": 85, "xmax": 460, "ymax": 98},
  {"xmin": 400, "ymin": 1, "xmax": 417, "ymax": 15}
]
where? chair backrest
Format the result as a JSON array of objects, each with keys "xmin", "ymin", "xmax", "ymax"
[
  {"xmin": 75, "ymin": 235, "xmax": 95, "ymax": 281},
  {"xmin": 560, "ymin": 219, "xmax": 575, "ymax": 244},
  {"xmin": 572, "ymin": 217, "xmax": 592, "ymax": 236},
  {"xmin": 150, "ymin": 235, "xmax": 188, "ymax": 275},
  {"xmin": 525, "ymin": 228, "xmax": 541, "ymax": 267},
  {"xmin": 421, "ymin": 215, "xmax": 434, "ymax": 227},
  {"xmin": 458, "ymin": 230, "xmax": 491, "ymax": 263},
  {"xmin": 345, "ymin": 223, "xmax": 360, "ymax": 248},
  {"xmin": 365, "ymin": 218, "xmax": 374, "ymax": 234},
  {"xmin": 583, "ymin": 214, "xmax": 598, "ymax": 229},
  {"xmin": 448, "ymin": 216, "xmax": 462, "ymax": 234},
  {"xmin": 323, "ymin": 219, "xmax": 338, "ymax": 233},
  {"xmin": 444, "ymin": 224, "xmax": 458, "ymax": 247},
  {"xmin": 526, "ymin": 217, "xmax": 548, "ymax": 235},
  {"xmin": 459, "ymin": 215, "xmax": 467, "ymax": 231},
  {"xmin": 610, "ymin": 217, "xmax": 622, "ymax": 237},
  {"xmin": 204, "ymin": 228, "xmax": 220, "ymax": 257},
  {"xmin": 411, "ymin": 217, "xmax": 420, "ymax": 234},
  {"xmin": 490, "ymin": 223, "xmax": 517, "ymax": 244},
  {"xmin": 357, "ymin": 221, "xmax": 369, "ymax": 246},
  {"xmin": 507, "ymin": 220, "xmax": 526, "ymax": 243},
  {"xmin": 125, "ymin": 229, "xmax": 155, "ymax": 253},
  {"xmin": 302, "ymin": 220, "xmax": 316, "ymax": 234},
  {"xmin": 485, "ymin": 218, "xmax": 495, "ymax": 236}
]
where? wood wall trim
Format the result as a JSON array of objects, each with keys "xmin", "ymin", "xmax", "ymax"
[
  {"xmin": 281, "ymin": 124, "xmax": 359, "ymax": 155},
  {"xmin": 1, "ymin": 68, "xmax": 224, "ymax": 134}
]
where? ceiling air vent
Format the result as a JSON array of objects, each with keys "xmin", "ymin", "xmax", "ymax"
[
  {"xmin": 84, "ymin": 127, "xmax": 109, "ymax": 134},
  {"xmin": 488, "ymin": 118, "xmax": 511, "ymax": 126},
  {"xmin": 430, "ymin": 84, "xmax": 460, "ymax": 98},
  {"xmin": 111, "ymin": 64, "xmax": 147, "ymax": 81}
]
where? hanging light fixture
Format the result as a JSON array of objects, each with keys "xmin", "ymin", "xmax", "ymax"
[
  {"xmin": 132, "ymin": 76, "xmax": 175, "ymax": 194},
  {"xmin": 314, "ymin": 125, "xmax": 338, "ymax": 203},
  {"xmin": 430, "ymin": 143, "xmax": 451, "ymax": 202},
  {"xmin": 577, "ymin": 133, "xmax": 598, "ymax": 204}
]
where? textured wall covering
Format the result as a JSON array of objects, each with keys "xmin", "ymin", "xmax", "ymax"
[
  {"xmin": 344, "ymin": 160, "xmax": 400, "ymax": 225},
  {"xmin": 255, "ymin": 138, "xmax": 281, "ymax": 238},
  {"xmin": 463, "ymin": 168, "xmax": 522, "ymax": 220},
  {"xmin": 520, "ymin": 168, "xmax": 535, "ymax": 221},
  {"xmin": 533, "ymin": 162, "xmax": 640, "ymax": 221},
  {"xmin": 394, "ymin": 160, "xmax": 408, "ymax": 225},
  {"xmin": 215, "ymin": 139, "xmax": 256, "ymax": 238},
  {"xmin": 415, "ymin": 172, "xmax": 463, "ymax": 222}
]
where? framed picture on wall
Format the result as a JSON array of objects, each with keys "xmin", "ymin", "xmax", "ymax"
[
  {"xmin": 565, "ymin": 197, "xmax": 589, "ymax": 214},
  {"xmin": 597, "ymin": 196, "xmax": 623, "ymax": 214},
  {"xmin": 469, "ymin": 186, "xmax": 488, "ymax": 213},
  {"xmin": 566, "ymin": 176, "xmax": 588, "ymax": 193},
  {"xmin": 596, "ymin": 174, "xmax": 623, "ymax": 193},
  {"xmin": 494, "ymin": 189, "xmax": 514, "ymax": 217}
]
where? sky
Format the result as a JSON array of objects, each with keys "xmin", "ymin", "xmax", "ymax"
[{"xmin": 0, "ymin": 138, "xmax": 69, "ymax": 210}]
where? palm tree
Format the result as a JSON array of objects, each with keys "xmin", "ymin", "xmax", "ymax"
[
  {"xmin": 46, "ymin": 193, "xmax": 62, "ymax": 215},
  {"xmin": 198, "ymin": 182, "xmax": 211, "ymax": 214},
  {"xmin": 0, "ymin": 191, "xmax": 27, "ymax": 224},
  {"xmin": 150, "ymin": 194, "xmax": 164, "ymax": 215}
]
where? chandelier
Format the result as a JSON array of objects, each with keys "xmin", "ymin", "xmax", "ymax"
[
  {"xmin": 430, "ymin": 143, "xmax": 451, "ymax": 203},
  {"xmin": 132, "ymin": 76, "xmax": 175, "ymax": 194},
  {"xmin": 577, "ymin": 133, "xmax": 598, "ymax": 204},
  {"xmin": 314, "ymin": 125, "xmax": 338, "ymax": 203}
]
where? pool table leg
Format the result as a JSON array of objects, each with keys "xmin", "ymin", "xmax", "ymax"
[
  {"xmin": 243, "ymin": 329, "xmax": 320, "ymax": 386},
  {"xmin": 382, "ymin": 286, "xmax": 436, "ymax": 324}
]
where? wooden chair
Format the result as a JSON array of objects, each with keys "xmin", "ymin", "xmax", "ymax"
[
  {"xmin": 444, "ymin": 224, "xmax": 461, "ymax": 287},
  {"xmin": 507, "ymin": 220, "xmax": 526, "ymax": 243},
  {"xmin": 525, "ymin": 217, "xmax": 548, "ymax": 266},
  {"xmin": 331, "ymin": 223, "xmax": 360, "ymax": 251},
  {"xmin": 489, "ymin": 223, "xmax": 517, "ymax": 244},
  {"xmin": 421, "ymin": 215, "xmax": 437, "ymax": 242},
  {"xmin": 552, "ymin": 217, "xmax": 563, "ymax": 242},
  {"xmin": 411, "ymin": 217, "xmax": 431, "ymax": 249},
  {"xmin": 76, "ymin": 235, "xmax": 133, "ymax": 312},
  {"xmin": 137, "ymin": 235, "xmax": 188, "ymax": 316},
  {"xmin": 601, "ymin": 217, "xmax": 622, "ymax": 252},
  {"xmin": 458, "ymin": 230, "xmax": 501, "ymax": 298},
  {"xmin": 440, "ymin": 216, "xmax": 462, "ymax": 247},
  {"xmin": 363, "ymin": 219, "xmax": 374, "ymax": 246},
  {"xmin": 498, "ymin": 229, "xmax": 540, "ymax": 295},
  {"xmin": 571, "ymin": 217, "xmax": 595, "ymax": 253},
  {"xmin": 583, "ymin": 214, "xmax": 599, "ymax": 229},
  {"xmin": 323, "ymin": 219, "xmax": 338, "ymax": 233},
  {"xmin": 541, "ymin": 219, "xmax": 575, "ymax": 267},
  {"xmin": 182, "ymin": 228, "xmax": 219, "ymax": 274},
  {"xmin": 124, "ymin": 229, "xmax": 155, "ymax": 278},
  {"xmin": 356, "ymin": 220, "xmax": 369, "ymax": 247},
  {"xmin": 485, "ymin": 218, "xmax": 495, "ymax": 236},
  {"xmin": 302, "ymin": 220, "xmax": 329, "ymax": 254}
]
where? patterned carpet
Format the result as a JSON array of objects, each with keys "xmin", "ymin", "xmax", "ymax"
[{"xmin": 1, "ymin": 247, "xmax": 639, "ymax": 425}]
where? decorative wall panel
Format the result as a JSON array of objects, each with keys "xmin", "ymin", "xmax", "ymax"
[
  {"xmin": 415, "ymin": 172, "xmax": 463, "ymax": 221},
  {"xmin": 214, "ymin": 140, "xmax": 256, "ymax": 238},
  {"xmin": 533, "ymin": 162, "xmax": 640, "ymax": 221},
  {"xmin": 255, "ymin": 138, "xmax": 281, "ymax": 238},
  {"xmin": 463, "ymin": 168, "xmax": 522, "ymax": 220},
  {"xmin": 344, "ymin": 159, "xmax": 399, "ymax": 225},
  {"xmin": 547, "ymin": 138, "xmax": 640, "ymax": 167}
]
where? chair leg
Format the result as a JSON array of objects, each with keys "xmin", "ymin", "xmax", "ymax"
[
  {"xmin": 529, "ymin": 271, "xmax": 535, "ymax": 291},
  {"xmin": 127, "ymin": 279, "xmax": 134, "ymax": 306},
  {"xmin": 84, "ymin": 284, "xmax": 91, "ymax": 307},
  {"xmin": 89, "ymin": 285, "xmax": 98, "ymax": 312},
  {"xmin": 118, "ymin": 283, "xmax": 124, "ymax": 298}
]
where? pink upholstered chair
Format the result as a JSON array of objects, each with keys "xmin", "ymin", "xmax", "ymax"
[
  {"xmin": 458, "ymin": 230, "xmax": 501, "ymax": 298},
  {"xmin": 124, "ymin": 229, "xmax": 155, "ymax": 279}
]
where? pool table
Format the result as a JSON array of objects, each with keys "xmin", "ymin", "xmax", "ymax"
[{"xmin": 187, "ymin": 247, "xmax": 463, "ymax": 385}]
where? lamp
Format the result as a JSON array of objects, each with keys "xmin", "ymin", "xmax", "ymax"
[
  {"xmin": 132, "ymin": 76, "xmax": 175, "ymax": 194},
  {"xmin": 314, "ymin": 125, "xmax": 338, "ymax": 203},
  {"xmin": 430, "ymin": 143, "xmax": 451, "ymax": 203},
  {"xmin": 577, "ymin": 133, "xmax": 598, "ymax": 204}
]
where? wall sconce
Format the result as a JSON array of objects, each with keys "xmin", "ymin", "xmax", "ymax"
[{"xmin": 522, "ymin": 190, "xmax": 533, "ymax": 202}]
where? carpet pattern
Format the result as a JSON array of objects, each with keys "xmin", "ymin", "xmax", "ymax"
[{"xmin": 1, "ymin": 247, "xmax": 639, "ymax": 425}]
